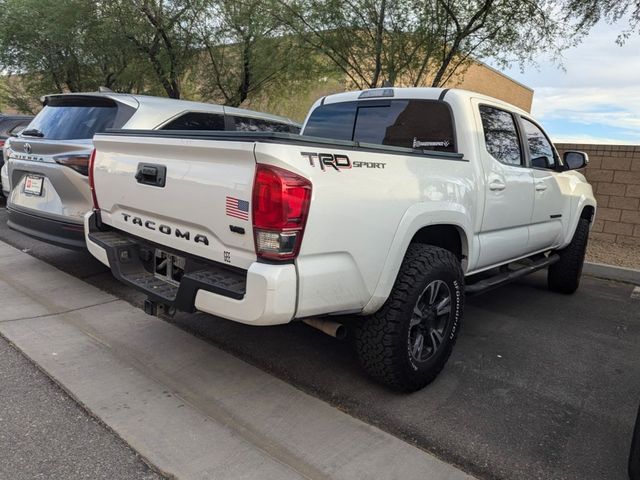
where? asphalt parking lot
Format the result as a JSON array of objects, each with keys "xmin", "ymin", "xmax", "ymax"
[
  {"xmin": 0, "ymin": 197, "xmax": 638, "ymax": 480},
  {"xmin": 0, "ymin": 336, "xmax": 163, "ymax": 480}
]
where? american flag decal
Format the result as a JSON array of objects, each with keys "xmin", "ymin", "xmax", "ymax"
[{"xmin": 226, "ymin": 196, "xmax": 249, "ymax": 220}]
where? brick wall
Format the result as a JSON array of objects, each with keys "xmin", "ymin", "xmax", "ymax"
[{"xmin": 556, "ymin": 143, "xmax": 640, "ymax": 245}]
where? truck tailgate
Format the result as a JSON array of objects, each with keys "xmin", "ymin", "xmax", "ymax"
[{"xmin": 92, "ymin": 134, "xmax": 256, "ymax": 269}]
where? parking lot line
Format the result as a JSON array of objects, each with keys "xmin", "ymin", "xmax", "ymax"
[{"xmin": 0, "ymin": 240, "xmax": 474, "ymax": 480}]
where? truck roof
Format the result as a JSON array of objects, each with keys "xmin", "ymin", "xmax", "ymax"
[{"xmin": 320, "ymin": 87, "xmax": 529, "ymax": 117}]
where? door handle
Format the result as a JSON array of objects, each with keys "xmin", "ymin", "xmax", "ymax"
[
  {"xmin": 135, "ymin": 163, "xmax": 166, "ymax": 187},
  {"xmin": 488, "ymin": 179, "xmax": 506, "ymax": 191},
  {"xmin": 535, "ymin": 182, "xmax": 548, "ymax": 192}
]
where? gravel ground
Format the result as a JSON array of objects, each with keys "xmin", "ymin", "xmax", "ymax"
[
  {"xmin": 0, "ymin": 336, "xmax": 164, "ymax": 480},
  {"xmin": 587, "ymin": 238, "xmax": 640, "ymax": 270}
]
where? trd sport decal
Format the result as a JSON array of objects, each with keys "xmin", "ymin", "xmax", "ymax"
[
  {"xmin": 226, "ymin": 196, "xmax": 249, "ymax": 220},
  {"xmin": 301, "ymin": 152, "xmax": 386, "ymax": 171}
]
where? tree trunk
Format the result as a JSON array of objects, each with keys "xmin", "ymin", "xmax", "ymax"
[
  {"xmin": 370, "ymin": 0, "xmax": 387, "ymax": 88},
  {"xmin": 235, "ymin": 39, "xmax": 252, "ymax": 106}
]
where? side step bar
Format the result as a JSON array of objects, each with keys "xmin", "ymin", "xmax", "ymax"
[{"xmin": 466, "ymin": 254, "xmax": 560, "ymax": 295}]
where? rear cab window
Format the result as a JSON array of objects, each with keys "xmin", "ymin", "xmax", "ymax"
[
  {"xmin": 302, "ymin": 99, "xmax": 456, "ymax": 152},
  {"xmin": 25, "ymin": 96, "xmax": 132, "ymax": 140}
]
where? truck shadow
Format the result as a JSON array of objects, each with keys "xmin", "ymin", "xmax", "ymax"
[{"xmin": 170, "ymin": 272, "xmax": 639, "ymax": 480}]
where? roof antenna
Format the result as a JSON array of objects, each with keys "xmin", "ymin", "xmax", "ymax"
[
  {"xmin": 98, "ymin": 86, "xmax": 113, "ymax": 93},
  {"xmin": 382, "ymin": 80, "xmax": 393, "ymax": 88}
]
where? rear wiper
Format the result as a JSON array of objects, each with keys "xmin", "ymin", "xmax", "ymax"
[{"xmin": 21, "ymin": 128, "xmax": 44, "ymax": 137}]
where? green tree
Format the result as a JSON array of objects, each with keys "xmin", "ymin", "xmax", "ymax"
[
  {"xmin": 196, "ymin": 0, "xmax": 317, "ymax": 107},
  {"xmin": 105, "ymin": 0, "xmax": 207, "ymax": 99},
  {"xmin": 564, "ymin": 0, "xmax": 640, "ymax": 40},
  {"xmin": 276, "ymin": 0, "xmax": 569, "ymax": 89},
  {"xmin": 0, "ymin": 0, "xmax": 153, "ymax": 110}
]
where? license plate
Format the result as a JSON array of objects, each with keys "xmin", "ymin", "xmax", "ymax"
[
  {"xmin": 154, "ymin": 249, "xmax": 186, "ymax": 285},
  {"xmin": 24, "ymin": 175, "xmax": 44, "ymax": 196}
]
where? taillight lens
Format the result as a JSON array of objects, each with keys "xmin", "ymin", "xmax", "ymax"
[
  {"xmin": 0, "ymin": 140, "xmax": 5, "ymax": 148},
  {"xmin": 252, "ymin": 164, "xmax": 311, "ymax": 261},
  {"xmin": 54, "ymin": 154, "xmax": 91, "ymax": 176},
  {"xmin": 88, "ymin": 148, "xmax": 99, "ymax": 210}
]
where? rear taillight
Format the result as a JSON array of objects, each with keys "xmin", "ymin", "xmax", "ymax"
[
  {"xmin": 54, "ymin": 154, "xmax": 91, "ymax": 176},
  {"xmin": 0, "ymin": 140, "xmax": 5, "ymax": 148},
  {"xmin": 252, "ymin": 164, "xmax": 312, "ymax": 261},
  {"xmin": 88, "ymin": 148, "xmax": 99, "ymax": 210}
]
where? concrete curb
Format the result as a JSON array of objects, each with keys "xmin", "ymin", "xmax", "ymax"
[
  {"xmin": 584, "ymin": 262, "xmax": 640, "ymax": 285},
  {"xmin": 0, "ymin": 240, "xmax": 475, "ymax": 480}
]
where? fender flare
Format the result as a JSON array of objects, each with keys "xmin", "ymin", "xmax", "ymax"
[
  {"xmin": 362, "ymin": 202, "xmax": 474, "ymax": 315},
  {"xmin": 562, "ymin": 195, "xmax": 597, "ymax": 247}
]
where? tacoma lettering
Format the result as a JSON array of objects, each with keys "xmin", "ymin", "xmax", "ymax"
[{"xmin": 121, "ymin": 213, "xmax": 209, "ymax": 246}]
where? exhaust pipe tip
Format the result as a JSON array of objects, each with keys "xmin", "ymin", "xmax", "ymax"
[{"xmin": 303, "ymin": 318, "xmax": 347, "ymax": 340}]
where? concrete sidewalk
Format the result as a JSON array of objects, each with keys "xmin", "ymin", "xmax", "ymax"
[
  {"xmin": 0, "ymin": 240, "xmax": 474, "ymax": 480},
  {"xmin": 0, "ymin": 336, "xmax": 162, "ymax": 480}
]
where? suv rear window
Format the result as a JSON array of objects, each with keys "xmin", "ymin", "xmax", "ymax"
[
  {"xmin": 24, "ymin": 96, "xmax": 125, "ymax": 140},
  {"xmin": 303, "ymin": 99, "xmax": 456, "ymax": 152}
]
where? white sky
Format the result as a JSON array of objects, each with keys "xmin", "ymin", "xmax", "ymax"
[{"xmin": 489, "ymin": 20, "xmax": 640, "ymax": 145}]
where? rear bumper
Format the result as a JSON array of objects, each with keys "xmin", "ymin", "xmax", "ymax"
[
  {"xmin": 7, "ymin": 205, "xmax": 86, "ymax": 249},
  {"xmin": 84, "ymin": 212, "xmax": 297, "ymax": 326}
]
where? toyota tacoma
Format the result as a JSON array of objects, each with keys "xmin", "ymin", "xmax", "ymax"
[{"xmin": 85, "ymin": 88, "xmax": 596, "ymax": 391}]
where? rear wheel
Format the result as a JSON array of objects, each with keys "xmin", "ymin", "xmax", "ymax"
[
  {"xmin": 355, "ymin": 244, "xmax": 464, "ymax": 392},
  {"xmin": 548, "ymin": 218, "xmax": 590, "ymax": 294}
]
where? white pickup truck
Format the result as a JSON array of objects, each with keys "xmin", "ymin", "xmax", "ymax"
[{"xmin": 85, "ymin": 88, "xmax": 596, "ymax": 392}]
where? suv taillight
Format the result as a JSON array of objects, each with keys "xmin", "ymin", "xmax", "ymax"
[
  {"xmin": 252, "ymin": 164, "xmax": 312, "ymax": 261},
  {"xmin": 88, "ymin": 148, "xmax": 99, "ymax": 210}
]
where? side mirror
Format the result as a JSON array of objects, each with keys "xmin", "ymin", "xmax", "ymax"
[{"xmin": 564, "ymin": 151, "xmax": 588, "ymax": 170}]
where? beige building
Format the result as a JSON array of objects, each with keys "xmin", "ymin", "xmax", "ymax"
[
  {"xmin": 246, "ymin": 60, "xmax": 533, "ymax": 122},
  {"xmin": 442, "ymin": 61, "xmax": 533, "ymax": 112}
]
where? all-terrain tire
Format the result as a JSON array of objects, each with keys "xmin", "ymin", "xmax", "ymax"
[
  {"xmin": 548, "ymin": 218, "xmax": 590, "ymax": 294},
  {"xmin": 355, "ymin": 244, "xmax": 464, "ymax": 392}
]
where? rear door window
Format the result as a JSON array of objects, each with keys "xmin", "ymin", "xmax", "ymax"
[
  {"xmin": 162, "ymin": 112, "xmax": 225, "ymax": 131},
  {"xmin": 25, "ymin": 96, "xmax": 121, "ymax": 140},
  {"xmin": 303, "ymin": 100, "xmax": 456, "ymax": 152},
  {"xmin": 479, "ymin": 105, "xmax": 523, "ymax": 166}
]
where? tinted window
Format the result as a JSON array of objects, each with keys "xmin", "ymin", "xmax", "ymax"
[
  {"xmin": 356, "ymin": 100, "xmax": 455, "ymax": 152},
  {"xmin": 302, "ymin": 102, "xmax": 356, "ymax": 141},
  {"xmin": 25, "ymin": 97, "xmax": 118, "ymax": 140},
  {"xmin": 9, "ymin": 121, "xmax": 30, "ymax": 136},
  {"xmin": 232, "ymin": 116, "xmax": 293, "ymax": 133},
  {"xmin": 479, "ymin": 106, "xmax": 522, "ymax": 166},
  {"xmin": 522, "ymin": 118, "xmax": 556, "ymax": 169},
  {"xmin": 162, "ymin": 112, "xmax": 225, "ymax": 131},
  {"xmin": 304, "ymin": 100, "xmax": 455, "ymax": 152}
]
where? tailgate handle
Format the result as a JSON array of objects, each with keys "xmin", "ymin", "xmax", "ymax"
[{"xmin": 135, "ymin": 163, "xmax": 166, "ymax": 187}]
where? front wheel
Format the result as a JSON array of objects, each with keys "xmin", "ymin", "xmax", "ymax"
[
  {"xmin": 355, "ymin": 244, "xmax": 464, "ymax": 392},
  {"xmin": 548, "ymin": 217, "xmax": 590, "ymax": 294}
]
